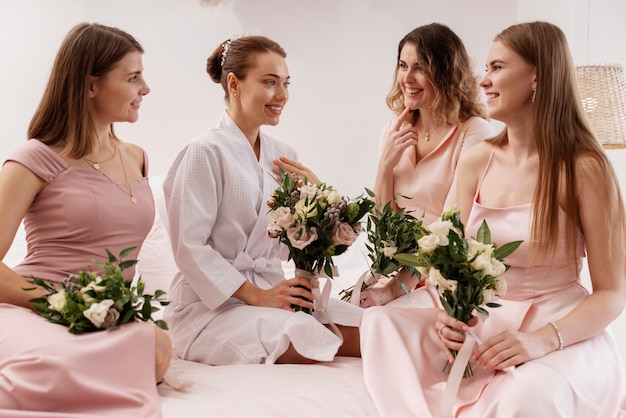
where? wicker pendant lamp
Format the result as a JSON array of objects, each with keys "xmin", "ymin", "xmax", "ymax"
[{"xmin": 576, "ymin": 63, "xmax": 626, "ymax": 149}]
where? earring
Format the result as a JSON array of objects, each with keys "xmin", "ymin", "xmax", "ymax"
[
  {"xmin": 531, "ymin": 87, "xmax": 536, "ymax": 103},
  {"xmin": 233, "ymin": 92, "xmax": 238, "ymax": 97}
]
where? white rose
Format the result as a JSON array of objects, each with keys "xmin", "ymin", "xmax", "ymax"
[
  {"xmin": 427, "ymin": 220, "xmax": 453, "ymax": 239},
  {"xmin": 267, "ymin": 207, "xmax": 294, "ymax": 237},
  {"xmin": 467, "ymin": 239, "xmax": 493, "ymax": 259},
  {"xmin": 47, "ymin": 290, "xmax": 67, "ymax": 312},
  {"xmin": 494, "ymin": 276, "xmax": 508, "ymax": 296},
  {"xmin": 482, "ymin": 288, "xmax": 498, "ymax": 304},
  {"xmin": 418, "ymin": 234, "xmax": 440, "ymax": 253},
  {"xmin": 471, "ymin": 254, "xmax": 492, "ymax": 277},
  {"xmin": 490, "ymin": 258, "xmax": 507, "ymax": 277},
  {"xmin": 83, "ymin": 299, "xmax": 115, "ymax": 328},
  {"xmin": 381, "ymin": 245, "xmax": 398, "ymax": 258},
  {"xmin": 427, "ymin": 267, "xmax": 457, "ymax": 292}
]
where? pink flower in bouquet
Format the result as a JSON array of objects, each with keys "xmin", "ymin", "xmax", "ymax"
[
  {"xmin": 287, "ymin": 225, "xmax": 318, "ymax": 250},
  {"xmin": 267, "ymin": 170, "xmax": 374, "ymax": 313},
  {"xmin": 332, "ymin": 222, "xmax": 359, "ymax": 246}
]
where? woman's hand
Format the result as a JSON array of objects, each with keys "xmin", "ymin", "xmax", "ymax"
[
  {"xmin": 359, "ymin": 270, "xmax": 421, "ymax": 308},
  {"xmin": 435, "ymin": 311, "xmax": 472, "ymax": 363},
  {"xmin": 359, "ymin": 287, "xmax": 393, "ymax": 308},
  {"xmin": 273, "ymin": 157, "xmax": 320, "ymax": 185},
  {"xmin": 257, "ymin": 277, "xmax": 315, "ymax": 312},
  {"xmin": 472, "ymin": 326, "xmax": 558, "ymax": 371},
  {"xmin": 378, "ymin": 107, "xmax": 418, "ymax": 173}
]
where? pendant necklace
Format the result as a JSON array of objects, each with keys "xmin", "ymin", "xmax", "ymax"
[
  {"xmin": 423, "ymin": 127, "xmax": 435, "ymax": 142},
  {"xmin": 85, "ymin": 139, "xmax": 137, "ymax": 204},
  {"xmin": 112, "ymin": 141, "xmax": 138, "ymax": 204},
  {"xmin": 84, "ymin": 143, "xmax": 117, "ymax": 170}
]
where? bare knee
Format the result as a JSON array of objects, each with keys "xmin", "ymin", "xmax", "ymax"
[
  {"xmin": 276, "ymin": 343, "xmax": 318, "ymax": 364},
  {"xmin": 154, "ymin": 326, "xmax": 173, "ymax": 383},
  {"xmin": 335, "ymin": 325, "xmax": 360, "ymax": 357}
]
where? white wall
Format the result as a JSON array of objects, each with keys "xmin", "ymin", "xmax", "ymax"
[{"xmin": 2, "ymin": 0, "xmax": 626, "ymax": 356}]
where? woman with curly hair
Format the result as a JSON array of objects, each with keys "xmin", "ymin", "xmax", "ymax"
[{"xmin": 359, "ymin": 23, "xmax": 494, "ymax": 307}]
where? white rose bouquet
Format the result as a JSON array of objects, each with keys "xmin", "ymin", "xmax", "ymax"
[
  {"xmin": 267, "ymin": 169, "xmax": 374, "ymax": 314},
  {"xmin": 25, "ymin": 247, "xmax": 169, "ymax": 334},
  {"xmin": 395, "ymin": 206, "xmax": 522, "ymax": 377}
]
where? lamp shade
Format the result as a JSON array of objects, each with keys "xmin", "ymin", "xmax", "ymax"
[{"xmin": 576, "ymin": 64, "xmax": 626, "ymax": 148}]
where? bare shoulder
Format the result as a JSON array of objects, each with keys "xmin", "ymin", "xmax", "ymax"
[
  {"xmin": 458, "ymin": 140, "xmax": 495, "ymax": 171},
  {"xmin": 574, "ymin": 152, "xmax": 616, "ymax": 196},
  {"xmin": 117, "ymin": 140, "xmax": 146, "ymax": 166}
]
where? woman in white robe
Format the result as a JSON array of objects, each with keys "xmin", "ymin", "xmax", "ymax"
[{"xmin": 163, "ymin": 35, "xmax": 362, "ymax": 365}]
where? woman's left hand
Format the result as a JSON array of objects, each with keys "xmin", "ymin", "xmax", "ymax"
[
  {"xmin": 273, "ymin": 156, "xmax": 320, "ymax": 185},
  {"xmin": 472, "ymin": 328, "xmax": 554, "ymax": 370}
]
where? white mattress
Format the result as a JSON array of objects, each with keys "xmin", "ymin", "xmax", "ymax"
[
  {"xmin": 158, "ymin": 356, "xmax": 378, "ymax": 417},
  {"xmin": 4, "ymin": 207, "xmax": 379, "ymax": 417}
]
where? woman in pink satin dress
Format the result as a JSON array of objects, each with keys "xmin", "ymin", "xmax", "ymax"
[
  {"xmin": 360, "ymin": 21, "xmax": 626, "ymax": 417},
  {"xmin": 358, "ymin": 23, "xmax": 493, "ymax": 307},
  {"xmin": 0, "ymin": 23, "xmax": 171, "ymax": 417}
]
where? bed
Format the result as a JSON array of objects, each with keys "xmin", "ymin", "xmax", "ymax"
[
  {"xmin": 3, "ymin": 179, "xmax": 379, "ymax": 417},
  {"xmin": 7, "ymin": 177, "xmax": 624, "ymax": 417},
  {"xmin": 138, "ymin": 203, "xmax": 380, "ymax": 417}
]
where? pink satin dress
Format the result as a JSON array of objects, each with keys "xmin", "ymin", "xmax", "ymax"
[
  {"xmin": 360, "ymin": 152, "xmax": 626, "ymax": 417},
  {"xmin": 0, "ymin": 140, "xmax": 162, "ymax": 417}
]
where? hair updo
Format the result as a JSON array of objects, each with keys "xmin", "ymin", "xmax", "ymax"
[{"xmin": 206, "ymin": 35, "xmax": 286, "ymax": 101}]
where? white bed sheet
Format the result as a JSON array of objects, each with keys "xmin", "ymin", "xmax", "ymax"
[{"xmin": 158, "ymin": 356, "xmax": 378, "ymax": 418}]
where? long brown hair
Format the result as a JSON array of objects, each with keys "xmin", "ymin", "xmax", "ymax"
[
  {"xmin": 386, "ymin": 23, "xmax": 486, "ymax": 126},
  {"xmin": 489, "ymin": 21, "xmax": 625, "ymax": 261},
  {"xmin": 28, "ymin": 23, "xmax": 144, "ymax": 158}
]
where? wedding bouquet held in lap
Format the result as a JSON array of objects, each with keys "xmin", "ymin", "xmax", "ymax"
[
  {"xmin": 267, "ymin": 169, "xmax": 374, "ymax": 314},
  {"xmin": 339, "ymin": 199, "xmax": 427, "ymax": 304},
  {"xmin": 25, "ymin": 247, "xmax": 170, "ymax": 334},
  {"xmin": 395, "ymin": 206, "xmax": 522, "ymax": 377}
]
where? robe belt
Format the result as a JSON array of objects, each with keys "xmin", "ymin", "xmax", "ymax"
[{"xmin": 232, "ymin": 252, "xmax": 283, "ymax": 276}]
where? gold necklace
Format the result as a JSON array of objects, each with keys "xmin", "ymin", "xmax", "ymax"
[
  {"xmin": 84, "ymin": 141, "xmax": 117, "ymax": 170},
  {"xmin": 111, "ymin": 141, "xmax": 138, "ymax": 204}
]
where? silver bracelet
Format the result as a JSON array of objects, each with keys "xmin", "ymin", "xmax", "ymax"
[{"xmin": 549, "ymin": 321, "xmax": 564, "ymax": 350}]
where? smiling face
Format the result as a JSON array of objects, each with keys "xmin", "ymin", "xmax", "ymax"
[
  {"xmin": 88, "ymin": 51, "xmax": 150, "ymax": 127},
  {"xmin": 480, "ymin": 40, "xmax": 536, "ymax": 126},
  {"xmin": 231, "ymin": 51, "xmax": 290, "ymax": 131},
  {"xmin": 397, "ymin": 42, "xmax": 435, "ymax": 111}
]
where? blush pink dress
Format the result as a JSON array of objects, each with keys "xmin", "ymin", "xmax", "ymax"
[
  {"xmin": 380, "ymin": 116, "xmax": 493, "ymax": 224},
  {"xmin": 0, "ymin": 140, "xmax": 161, "ymax": 417},
  {"xmin": 360, "ymin": 151, "xmax": 626, "ymax": 417}
]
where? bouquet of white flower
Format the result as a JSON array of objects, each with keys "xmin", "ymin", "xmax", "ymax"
[
  {"xmin": 267, "ymin": 169, "xmax": 374, "ymax": 314},
  {"xmin": 395, "ymin": 206, "xmax": 522, "ymax": 377},
  {"xmin": 25, "ymin": 247, "xmax": 169, "ymax": 334}
]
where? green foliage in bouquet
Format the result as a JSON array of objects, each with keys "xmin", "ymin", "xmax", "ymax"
[
  {"xmin": 25, "ymin": 247, "xmax": 169, "ymax": 334},
  {"xmin": 339, "ymin": 193, "xmax": 428, "ymax": 302},
  {"xmin": 267, "ymin": 169, "xmax": 374, "ymax": 313},
  {"xmin": 394, "ymin": 207, "xmax": 522, "ymax": 377},
  {"xmin": 267, "ymin": 169, "xmax": 374, "ymax": 277},
  {"xmin": 394, "ymin": 207, "xmax": 522, "ymax": 323}
]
